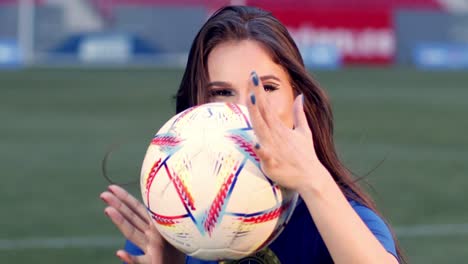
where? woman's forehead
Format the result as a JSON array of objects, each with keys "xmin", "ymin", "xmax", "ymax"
[{"xmin": 207, "ymin": 40, "xmax": 289, "ymax": 82}]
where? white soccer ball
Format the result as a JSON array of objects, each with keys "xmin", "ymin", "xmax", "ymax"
[{"xmin": 140, "ymin": 102, "xmax": 298, "ymax": 261}]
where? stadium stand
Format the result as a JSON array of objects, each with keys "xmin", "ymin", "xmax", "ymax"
[
  {"xmin": 0, "ymin": 6, "xmax": 17, "ymax": 39},
  {"xmin": 2, "ymin": 0, "xmax": 464, "ymax": 65},
  {"xmin": 0, "ymin": 2, "xmax": 64, "ymax": 53},
  {"xmin": 112, "ymin": 6, "xmax": 206, "ymax": 53},
  {"xmin": 247, "ymin": 0, "xmax": 443, "ymax": 10},
  {"xmin": 90, "ymin": 0, "xmax": 445, "ymax": 16}
]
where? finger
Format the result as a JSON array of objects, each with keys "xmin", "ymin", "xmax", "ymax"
[
  {"xmin": 108, "ymin": 185, "xmax": 152, "ymax": 223},
  {"xmin": 116, "ymin": 249, "xmax": 148, "ymax": 264},
  {"xmin": 105, "ymin": 206, "xmax": 148, "ymax": 249},
  {"xmin": 100, "ymin": 191, "xmax": 150, "ymax": 233},
  {"xmin": 253, "ymin": 142, "xmax": 274, "ymax": 169},
  {"xmin": 250, "ymin": 71, "xmax": 283, "ymax": 132},
  {"xmin": 293, "ymin": 94, "xmax": 311, "ymax": 135},
  {"xmin": 116, "ymin": 250, "xmax": 134, "ymax": 264},
  {"xmin": 246, "ymin": 75, "xmax": 271, "ymax": 144}
]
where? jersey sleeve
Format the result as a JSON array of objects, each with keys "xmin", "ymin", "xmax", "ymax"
[
  {"xmin": 123, "ymin": 239, "xmax": 144, "ymax": 257},
  {"xmin": 185, "ymin": 256, "xmax": 218, "ymax": 264},
  {"xmin": 350, "ymin": 201, "xmax": 398, "ymax": 261}
]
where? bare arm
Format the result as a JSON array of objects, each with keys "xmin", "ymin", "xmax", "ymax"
[
  {"xmin": 246, "ymin": 71, "xmax": 398, "ymax": 264},
  {"xmin": 298, "ymin": 170, "xmax": 398, "ymax": 264}
]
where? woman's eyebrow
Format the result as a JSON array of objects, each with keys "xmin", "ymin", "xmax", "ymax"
[
  {"xmin": 206, "ymin": 81, "xmax": 232, "ymax": 88},
  {"xmin": 260, "ymin": 75, "xmax": 281, "ymax": 82},
  {"xmin": 207, "ymin": 76, "xmax": 279, "ymax": 88}
]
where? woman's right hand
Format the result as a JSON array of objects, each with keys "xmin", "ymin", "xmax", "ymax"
[{"xmin": 100, "ymin": 185, "xmax": 185, "ymax": 264}]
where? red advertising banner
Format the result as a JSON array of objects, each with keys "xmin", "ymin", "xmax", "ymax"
[{"xmin": 266, "ymin": 8, "xmax": 395, "ymax": 65}]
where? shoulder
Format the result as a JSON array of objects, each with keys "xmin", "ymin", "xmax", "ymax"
[
  {"xmin": 349, "ymin": 200, "xmax": 398, "ymax": 259},
  {"xmin": 284, "ymin": 199, "xmax": 398, "ymax": 260}
]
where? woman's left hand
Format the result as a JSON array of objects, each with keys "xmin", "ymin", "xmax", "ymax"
[
  {"xmin": 246, "ymin": 71, "xmax": 327, "ymax": 193},
  {"xmin": 246, "ymin": 73, "xmax": 399, "ymax": 264}
]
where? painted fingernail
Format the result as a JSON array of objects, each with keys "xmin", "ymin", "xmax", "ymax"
[
  {"xmin": 250, "ymin": 93, "xmax": 256, "ymax": 105},
  {"xmin": 301, "ymin": 93, "xmax": 305, "ymax": 104},
  {"xmin": 255, "ymin": 143, "xmax": 260, "ymax": 149},
  {"xmin": 251, "ymin": 71, "xmax": 259, "ymax": 86}
]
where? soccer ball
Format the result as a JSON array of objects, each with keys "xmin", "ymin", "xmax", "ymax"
[{"xmin": 140, "ymin": 102, "xmax": 298, "ymax": 261}]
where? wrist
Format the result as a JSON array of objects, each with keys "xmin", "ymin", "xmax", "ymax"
[{"xmin": 296, "ymin": 166, "xmax": 333, "ymax": 200}]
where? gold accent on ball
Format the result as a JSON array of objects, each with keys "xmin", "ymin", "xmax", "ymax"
[{"xmin": 220, "ymin": 248, "xmax": 281, "ymax": 264}]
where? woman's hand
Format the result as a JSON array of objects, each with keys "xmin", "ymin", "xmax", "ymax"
[
  {"xmin": 100, "ymin": 185, "xmax": 184, "ymax": 264},
  {"xmin": 246, "ymin": 71, "xmax": 328, "ymax": 193}
]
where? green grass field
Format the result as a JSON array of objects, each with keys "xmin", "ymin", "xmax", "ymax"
[{"xmin": 1, "ymin": 67, "xmax": 467, "ymax": 263}]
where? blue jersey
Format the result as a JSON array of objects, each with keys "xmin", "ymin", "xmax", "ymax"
[{"xmin": 124, "ymin": 200, "xmax": 398, "ymax": 263}]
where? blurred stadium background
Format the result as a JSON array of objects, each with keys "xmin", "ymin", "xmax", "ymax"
[{"xmin": 1, "ymin": 0, "xmax": 467, "ymax": 263}]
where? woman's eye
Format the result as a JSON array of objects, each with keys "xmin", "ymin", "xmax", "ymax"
[
  {"xmin": 209, "ymin": 89, "xmax": 233, "ymax": 97},
  {"xmin": 263, "ymin": 84, "xmax": 279, "ymax": 92}
]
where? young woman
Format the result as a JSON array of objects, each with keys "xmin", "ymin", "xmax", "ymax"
[{"xmin": 100, "ymin": 5, "xmax": 404, "ymax": 264}]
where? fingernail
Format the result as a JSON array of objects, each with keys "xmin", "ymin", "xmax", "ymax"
[
  {"xmin": 301, "ymin": 94, "xmax": 305, "ymax": 104},
  {"xmin": 250, "ymin": 93, "xmax": 256, "ymax": 105},
  {"xmin": 251, "ymin": 71, "xmax": 259, "ymax": 86},
  {"xmin": 108, "ymin": 185, "xmax": 115, "ymax": 193},
  {"xmin": 255, "ymin": 143, "xmax": 260, "ymax": 149}
]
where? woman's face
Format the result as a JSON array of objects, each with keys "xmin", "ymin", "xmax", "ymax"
[{"xmin": 206, "ymin": 40, "xmax": 296, "ymax": 128}]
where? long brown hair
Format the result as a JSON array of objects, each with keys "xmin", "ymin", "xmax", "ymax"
[{"xmin": 175, "ymin": 5, "xmax": 405, "ymax": 262}]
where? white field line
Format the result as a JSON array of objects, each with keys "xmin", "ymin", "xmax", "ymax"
[
  {"xmin": 395, "ymin": 223, "xmax": 468, "ymax": 238},
  {"xmin": 0, "ymin": 236, "xmax": 122, "ymax": 250},
  {"xmin": 338, "ymin": 141, "xmax": 468, "ymax": 162},
  {"xmin": 1, "ymin": 223, "xmax": 468, "ymax": 250}
]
